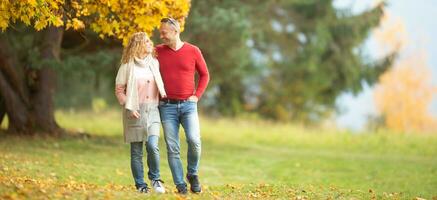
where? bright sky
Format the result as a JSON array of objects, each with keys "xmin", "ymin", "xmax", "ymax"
[{"xmin": 334, "ymin": 0, "xmax": 437, "ymax": 131}]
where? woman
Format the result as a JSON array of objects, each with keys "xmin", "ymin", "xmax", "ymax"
[{"xmin": 115, "ymin": 32, "xmax": 166, "ymax": 194}]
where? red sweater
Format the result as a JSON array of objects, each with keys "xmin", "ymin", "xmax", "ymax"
[{"xmin": 156, "ymin": 42, "xmax": 210, "ymax": 100}]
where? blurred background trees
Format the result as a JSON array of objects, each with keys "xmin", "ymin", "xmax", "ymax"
[
  {"xmin": 247, "ymin": 0, "xmax": 394, "ymax": 122},
  {"xmin": 374, "ymin": 52, "xmax": 437, "ymax": 132},
  {"xmin": 373, "ymin": 10, "xmax": 437, "ymax": 133},
  {"xmin": 6, "ymin": 0, "xmax": 434, "ymax": 134},
  {"xmin": 181, "ymin": 0, "xmax": 394, "ymax": 123}
]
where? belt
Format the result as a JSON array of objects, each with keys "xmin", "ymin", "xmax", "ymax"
[{"xmin": 160, "ymin": 98, "xmax": 188, "ymax": 104}]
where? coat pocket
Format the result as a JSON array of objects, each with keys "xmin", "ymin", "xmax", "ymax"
[{"xmin": 125, "ymin": 109, "xmax": 143, "ymax": 128}]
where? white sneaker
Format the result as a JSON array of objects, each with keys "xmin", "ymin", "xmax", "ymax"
[{"xmin": 151, "ymin": 179, "xmax": 165, "ymax": 194}]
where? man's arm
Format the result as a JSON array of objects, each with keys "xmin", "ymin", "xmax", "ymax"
[{"xmin": 193, "ymin": 47, "xmax": 210, "ymax": 100}]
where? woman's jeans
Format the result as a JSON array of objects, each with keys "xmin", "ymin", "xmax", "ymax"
[{"xmin": 130, "ymin": 135, "xmax": 160, "ymax": 189}]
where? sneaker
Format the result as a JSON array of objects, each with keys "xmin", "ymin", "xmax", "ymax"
[
  {"xmin": 176, "ymin": 184, "xmax": 188, "ymax": 194},
  {"xmin": 151, "ymin": 179, "xmax": 165, "ymax": 194},
  {"xmin": 186, "ymin": 174, "xmax": 202, "ymax": 193},
  {"xmin": 137, "ymin": 186, "xmax": 150, "ymax": 193}
]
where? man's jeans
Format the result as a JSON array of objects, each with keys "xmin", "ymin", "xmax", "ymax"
[
  {"xmin": 130, "ymin": 135, "xmax": 160, "ymax": 189},
  {"xmin": 159, "ymin": 101, "xmax": 201, "ymax": 187}
]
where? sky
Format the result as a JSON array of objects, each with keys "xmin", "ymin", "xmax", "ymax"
[{"xmin": 334, "ymin": 0, "xmax": 437, "ymax": 131}]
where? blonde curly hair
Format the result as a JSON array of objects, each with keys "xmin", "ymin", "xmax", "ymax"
[{"xmin": 121, "ymin": 32, "xmax": 155, "ymax": 64}]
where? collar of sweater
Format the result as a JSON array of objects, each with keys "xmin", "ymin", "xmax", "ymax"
[{"xmin": 133, "ymin": 55, "xmax": 154, "ymax": 68}]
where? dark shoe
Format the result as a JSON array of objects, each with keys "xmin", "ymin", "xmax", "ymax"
[
  {"xmin": 137, "ymin": 186, "xmax": 150, "ymax": 193},
  {"xmin": 186, "ymin": 174, "xmax": 202, "ymax": 193},
  {"xmin": 176, "ymin": 184, "xmax": 188, "ymax": 194}
]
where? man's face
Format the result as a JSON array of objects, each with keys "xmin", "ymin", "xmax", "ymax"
[{"xmin": 159, "ymin": 23, "xmax": 177, "ymax": 45}]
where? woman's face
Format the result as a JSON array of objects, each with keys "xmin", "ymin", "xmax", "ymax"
[{"xmin": 144, "ymin": 38, "xmax": 153, "ymax": 54}]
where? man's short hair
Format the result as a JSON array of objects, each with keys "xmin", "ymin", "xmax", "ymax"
[{"xmin": 160, "ymin": 17, "xmax": 181, "ymax": 32}]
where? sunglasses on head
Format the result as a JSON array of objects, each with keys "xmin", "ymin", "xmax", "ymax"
[{"xmin": 161, "ymin": 17, "xmax": 178, "ymax": 26}]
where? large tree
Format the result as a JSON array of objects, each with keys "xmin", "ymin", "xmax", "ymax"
[
  {"xmin": 182, "ymin": 0, "xmax": 255, "ymax": 116},
  {"xmin": 180, "ymin": 0, "xmax": 394, "ymax": 122},
  {"xmin": 250, "ymin": 0, "xmax": 395, "ymax": 122},
  {"xmin": 0, "ymin": 0, "xmax": 190, "ymax": 134}
]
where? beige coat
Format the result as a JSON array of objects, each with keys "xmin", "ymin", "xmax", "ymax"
[
  {"xmin": 115, "ymin": 55, "xmax": 166, "ymax": 143},
  {"xmin": 115, "ymin": 55, "xmax": 166, "ymax": 111}
]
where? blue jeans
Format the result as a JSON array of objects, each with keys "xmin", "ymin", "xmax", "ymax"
[
  {"xmin": 159, "ymin": 101, "xmax": 201, "ymax": 187},
  {"xmin": 130, "ymin": 135, "xmax": 160, "ymax": 189}
]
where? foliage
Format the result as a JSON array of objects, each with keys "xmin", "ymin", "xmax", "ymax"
[
  {"xmin": 180, "ymin": 0, "xmax": 395, "ymax": 122},
  {"xmin": 182, "ymin": 0, "xmax": 255, "ymax": 116},
  {"xmin": 248, "ymin": 0, "xmax": 394, "ymax": 122},
  {"xmin": 374, "ymin": 53, "xmax": 437, "ymax": 133},
  {"xmin": 373, "ymin": 10, "xmax": 437, "ymax": 133},
  {"xmin": 0, "ymin": 0, "xmax": 191, "ymax": 44}
]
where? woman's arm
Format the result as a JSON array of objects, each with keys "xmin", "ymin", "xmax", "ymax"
[
  {"xmin": 115, "ymin": 64, "xmax": 128, "ymax": 105},
  {"xmin": 115, "ymin": 84, "xmax": 127, "ymax": 105}
]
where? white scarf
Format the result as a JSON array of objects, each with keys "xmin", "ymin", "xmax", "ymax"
[
  {"xmin": 134, "ymin": 55, "xmax": 154, "ymax": 68},
  {"xmin": 123, "ymin": 55, "xmax": 166, "ymax": 111}
]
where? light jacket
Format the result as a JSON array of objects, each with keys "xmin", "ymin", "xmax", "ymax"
[{"xmin": 115, "ymin": 55, "xmax": 166, "ymax": 111}]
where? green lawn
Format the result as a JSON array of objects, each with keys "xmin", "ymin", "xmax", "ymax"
[{"xmin": 1, "ymin": 109, "xmax": 436, "ymax": 199}]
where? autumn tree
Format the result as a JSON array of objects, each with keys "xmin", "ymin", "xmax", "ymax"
[
  {"xmin": 373, "ymin": 11, "xmax": 437, "ymax": 133},
  {"xmin": 374, "ymin": 53, "xmax": 437, "ymax": 133},
  {"xmin": 0, "ymin": 0, "xmax": 190, "ymax": 134}
]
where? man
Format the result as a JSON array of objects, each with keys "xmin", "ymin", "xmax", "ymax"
[{"xmin": 156, "ymin": 17, "xmax": 210, "ymax": 194}]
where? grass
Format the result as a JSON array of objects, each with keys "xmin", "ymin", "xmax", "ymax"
[{"xmin": 1, "ymin": 109, "xmax": 436, "ymax": 199}]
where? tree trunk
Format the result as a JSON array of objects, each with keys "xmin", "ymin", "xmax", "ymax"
[
  {"xmin": 0, "ymin": 35, "xmax": 31, "ymax": 133},
  {"xmin": 29, "ymin": 26, "xmax": 64, "ymax": 134},
  {"xmin": 0, "ymin": 26, "xmax": 64, "ymax": 135},
  {"xmin": 0, "ymin": 68, "xmax": 30, "ymax": 133},
  {"xmin": 0, "ymin": 97, "xmax": 5, "ymax": 125}
]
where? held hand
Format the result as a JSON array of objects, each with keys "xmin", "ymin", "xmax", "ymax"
[
  {"xmin": 188, "ymin": 95, "xmax": 198, "ymax": 102},
  {"xmin": 130, "ymin": 110, "xmax": 141, "ymax": 119}
]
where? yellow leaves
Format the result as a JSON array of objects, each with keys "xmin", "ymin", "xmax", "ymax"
[
  {"xmin": 71, "ymin": 0, "xmax": 80, "ymax": 9},
  {"xmin": 374, "ymin": 10, "xmax": 437, "ymax": 133},
  {"xmin": 133, "ymin": 15, "xmax": 157, "ymax": 31},
  {"xmin": 374, "ymin": 51, "xmax": 437, "ymax": 133},
  {"xmin": 1, "ymin": 0, "xmax": 64, "ymax": 31},
  {"xmin": 0, "ymin": 163, "xmax": 135, "ymax": 200},
  {"xmin": 0, "ymin": 2, "xmax": 13, "ymax": 31},
  {"xmin": 27, "ymin": 0, "xmax": 38, "ymax": 6},
  {"xmin": 0, "ymin": 17, "xmax": 9, "ymax": 31},
  {"xmin": 100, "ymin": 20, "xmax": 114, "ymax": 35},
  {"xmin": 121, "ymin": 37, "xmax": 129, "ymax": 46},
  {"xmin": 34, "ymin": 20, "xmax": 48, "ymax": 31},
  {"xmin": 83, "ymin": 0, "xmax": 191, "ymax": 45},
  {"xmin": 20, "ymin": 15, "xmax": 31, "ymax": 25},
  {"xmin": 72, "ymin": 18, "xmax": 85, "ymax": 30},
  {"xmin": 66, "ymin": 18, "xmax": 85, "ymax": 30},
  {"xmin": 80, "ymin": 7, "xmax": 90, "ymax": 17},
  {"xmin": 1, "ymin": 0, "xmax": 192, "ymax": 43},
  {"xmin": 51, "ymin": 16, "xmax": 64, "ymax": 27}
]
